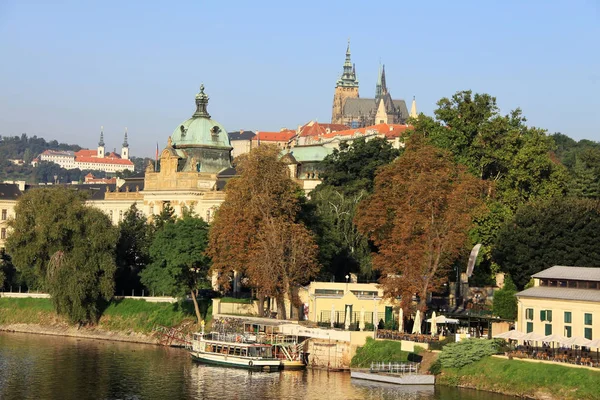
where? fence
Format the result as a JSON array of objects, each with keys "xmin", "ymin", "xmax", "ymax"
[
  {"xmin": 317, "ymin": 311, "xmax": 398, "ymax": 330},
  {"xmin": 369, "ymin": 362, "xmax": 419, "ymax": 374},
  {"xmin": 0, "ymin": 287, "xmax": 176, "ymax": 303}
]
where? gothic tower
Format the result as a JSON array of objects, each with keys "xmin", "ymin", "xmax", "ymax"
[
  {"xmin": 98, "ymin": 126, "xmax": 105, "ymax": 158},
  {"xmin": 121, "ymin": 128, "xmax": 129, "ymax": 160},
  {"xmin": 331, "ymin": 40, "xmax": 359, "ymax": 124}
]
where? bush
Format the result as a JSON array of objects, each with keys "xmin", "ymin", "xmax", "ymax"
[
  {"xmin": 492, "ymin": 275, "xmax": 517, "ymax": 319},
  {"xmin": 428, "ymin": 359, "xmax": 442, "ymax": 375},
  {"xmin": 439, "ymin": 339, "xmax": 503, "ymax": 369},
  {"xmin": 350, "ymin": 337, "xmax": 410, "ymax": 367}
]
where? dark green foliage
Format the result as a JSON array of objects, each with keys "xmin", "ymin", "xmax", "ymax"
[
  {"xmin": 428, "ymin": 359, "xmax": 442, "ymax": 375},
  {"xmin": 141, "ymin": 213, "xmax": 210, "ymax": 298},
  {"xmin": 493, "ymin": 197, "xmax": 600, "ymax": 288},
  {"xmin": 115, "ymin": 203, "xmax": 152, "ymax": 294},
  {"xmin": 152, "ymin": 203, "xmax": 176, "ymax": 231},
  {"xmin": 6, "ymin": 187, "xmax": 117, "ymax": 323},
  {"xmin": 492, "ymin": 275, "xmax": 518, "ymax": 319},
  {"xmin": 438, "ymin": 339, "xmax": 502, "ymax": 368},
  {"xmin": 319, "ymin": 137, "xmax": 400, "ymax": 195}
]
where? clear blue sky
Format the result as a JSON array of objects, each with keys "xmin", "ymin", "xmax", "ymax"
[{"xmin": 0, "ymin": 0, "xmax": 598, "ymax": 157}]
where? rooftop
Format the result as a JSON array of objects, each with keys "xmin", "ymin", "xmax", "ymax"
[
  {"xmin": 532, "ymin": 266, "xmax": 600, "ymax": 282},
  {"xmin": 516, "ymin": 286, "xmax": 600, "ymax": 302}
]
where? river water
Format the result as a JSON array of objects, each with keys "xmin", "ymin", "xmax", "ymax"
[{"xmin": 0, "ymin": 332, "xmax": 514, "ymax": 400}]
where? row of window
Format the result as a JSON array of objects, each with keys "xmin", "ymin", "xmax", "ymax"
[
  {"xmin": 525, "ymin": 308, "xmax": 592, "ymax": 325},
  {"xmin": 526, "ymin": 321, "xmax": 593, "ymax": 340},
  {"xmin": 539, "ymin": 278, "xmax": 599, "ymax": 290}
]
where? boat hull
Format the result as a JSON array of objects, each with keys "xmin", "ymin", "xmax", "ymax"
[{"xmin": 190, "ymin": 351, "xmax": 281, "ymax": 372}]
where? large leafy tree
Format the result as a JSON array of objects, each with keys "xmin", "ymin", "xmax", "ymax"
[
  {"xmin": 115, "ymin": 203, "xmax": 151, "ymax": 295},
  {"xmin": 207, "ymin": 145, "xmax": 319, "ymax": 319},
  {"xmin": 140, "ymin": 211, "xmax": 210, "ymax": 323},
  {"xmin": 355, "ymin": 136, "xmax": 485, "ymax": 311},
  {"xmin": 493, "ymin": 197, "xmax": 600, "ymax": 289},
  {"xmin": 6, "ymin": 187, "xmax": 117, "ymax": 323},
  {"xmin": 492, "ymin": 275, "xmax": 518, "ymax": 320},
  {"xmin": 308, "ymin": 137, "xmax": 399, "ymax": 280}
]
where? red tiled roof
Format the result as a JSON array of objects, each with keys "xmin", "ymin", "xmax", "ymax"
[
  {"xmin": 75, "ymin": 149, "xmax": 97, "ymax": 157},
  {"xmin": 321, "ymin": 123, "xmax": 413, "ymax": 139},
  {"xmin": 252, "ymin": 130, "xmax": 296, "ymax": 142},
  {"xmin": 298, "ymin": 121, "xmax": 349, "ymax": 137},
  {"xmin": 76, "ymin": 156, "xmax": 133, "ymax": 165}
]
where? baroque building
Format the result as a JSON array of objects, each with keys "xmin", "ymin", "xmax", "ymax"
[{"xmin": 331, "ymin": 41, "xmax": 411, "ymax": 128}]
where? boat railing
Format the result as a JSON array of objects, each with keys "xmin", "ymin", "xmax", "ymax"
[
  {"xmin": 369, "ymin": 362, "xmax": 419, "ymax": 374},
  {"xmin": 207, "ymin": 332, "xmax": 255, "ymax": 344}
]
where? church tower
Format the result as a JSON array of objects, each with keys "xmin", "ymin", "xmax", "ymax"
[
  {"xmin": 121, "ymin": 128, "xmax": 129, "ymax": 160},
  {"xmin": 331, "ymin": 40, "xmax": 359, "ymax": 124},
  {"xmin": 98, "ymin": 126, "xmax": 105, "ymax": 158}
]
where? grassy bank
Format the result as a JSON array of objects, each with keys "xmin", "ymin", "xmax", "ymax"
[
  {"xmin": 438, "ymin": 356, "xmax": 600, "ymax": 400},
  {"xmin": 351, "ymin": 337, "xmax": 416, "ymax": 367},
  {"xmin": 0, "ymin": 297, "xmax": 211, "ymax": 335}
]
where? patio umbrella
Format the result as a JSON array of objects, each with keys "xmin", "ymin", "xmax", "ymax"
[
  {"xmin": 359, "ymin": 306, "xmax": 365, "ymax": 331},
  {"xmin": 493, "ymin": 330, "xmax": 526, "ymax": 340},
  {"xmin": 521, "ymin": 332, "xmax": 544, "ymax": 341},
  {"xmin": 330, "ymin": 304, "xmax": 335, "ymax": 329},
  {"xmin": 430, "ymin": 311, "xmax": 437, "ymax": 336},
  {"xmin": 540, "ymin": 334, "xmax": 569, "ymax": 346},
  {"xmin": 563, "ymin": 336, "xmax": 593, "ymax": 347},
  {"xmin": 398, "ymin": 308, "xmax": 404, "ymax": 333},
  {"xmin": 427, "ymin": 315, "xmax": 460, "ymax": 324},
  {"xmin": 344, "ymin": 305, "xmax": 351, "ymax": 330},
  {"xmin": 412, "ymin": 310, "xmax": 422, "ymax": 334}
]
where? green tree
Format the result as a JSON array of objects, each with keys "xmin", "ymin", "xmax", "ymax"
[
  {"xmin": 493, "ymin": 197, "xmax": 600, "ymax": 288},
  {"xmin": 6, "ymin": 187, "xmax": 117, "ymax": 323},
  {"xmin": 115, "ymin": 203, "xmax": 151, "ymax": 295},
  {"xmin": 492, "ymin": 275, "xmax": 518, "ymax": 320},
  {"xmin": 140, "ymin": 211, "xmax": 210, "ymax": 322},
  {"xmin": 152, "ymin": 202, "xmax": 175, "ymax": 231}
]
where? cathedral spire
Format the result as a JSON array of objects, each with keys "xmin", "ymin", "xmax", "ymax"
[
  {"xmin": 122, "ymin": 127, "xmax": 129, "ymax": 148},
  {"xmin": 381, "ymin": 64, "xmax": 387, "ymax": 95},
  {"xmin": 336, "ymin": 40, "xmax": 358, "ymax": 88},
  {"xmin": 410, "ymin": 96, "xmax": 418, "ymax": 119},
  {"xmin": 98, "ymin": 126, "xmax": 105, "ymax": 146}
]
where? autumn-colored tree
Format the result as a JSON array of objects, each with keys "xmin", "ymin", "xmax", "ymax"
[
  {"xmin": 355, "ymin": 136, "xmax": 485, "ymax": 312},
  {"xmin": 207, "ymin": 145, "xmax": 319, "ymax": 319}
]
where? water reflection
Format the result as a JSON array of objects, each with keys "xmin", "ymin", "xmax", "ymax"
[{"xmin": 0, "ymin": 332, "xmax": 514, "ymax": 400}]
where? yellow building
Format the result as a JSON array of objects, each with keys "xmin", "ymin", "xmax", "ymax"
[
  {"xmin": 516, "ymin": 266, "xmax": 600, "ymax": 340},
  {"xmin": 0, "ymin": 182, "xmax": 23, "ymax": 252},
  {"xmin": 298, "ymin": 281, "xmax": 399, "ymax": 328}
]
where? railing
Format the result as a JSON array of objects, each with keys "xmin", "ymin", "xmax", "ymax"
[{"xmin": 369, "ymin": 362, "xmax": 419, "ymax": 374}]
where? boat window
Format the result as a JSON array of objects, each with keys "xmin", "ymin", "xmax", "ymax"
[
  {"xmin": 228, "ymin": 346, "xmax": 235, "ymax": 355},
  {"xmin": 234, "ymin": 347, "xmax": 241, "ymax": 356}
]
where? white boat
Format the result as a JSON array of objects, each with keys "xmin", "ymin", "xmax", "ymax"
[{"xmin": 189, "ymin": 332, "xmax": 281, "ymax": 372}]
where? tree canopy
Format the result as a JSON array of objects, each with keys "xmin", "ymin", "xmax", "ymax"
[
  {"xmin": 115, "ymin": 203, "xmax": 151, "ymax": 295},
  {"xmin": 5, "ymin": 187, "xmax": 117, "ymax": 323},
  {"xmin": 140, "ymin": 211, "xmax": 211, "ymax": 322},
  {"xmin": 355, "ymin": 136, "xmax": 485, "ymax": 311},
  {"xmin": 492, "ymin": 197, "xmax": 600, "ymax": 289},
  {"xmin": 208, "ymin": 145, "xmax": 319, "ymax": 319}
]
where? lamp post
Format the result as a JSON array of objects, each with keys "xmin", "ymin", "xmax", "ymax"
[{"xmin": 345, "ymin": 274, "xmax": 349, "ymax": 294}]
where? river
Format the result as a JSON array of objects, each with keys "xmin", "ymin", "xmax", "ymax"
[{"xmin": 0, "ymin": 332, "xmax": 515, "ymax": 400}]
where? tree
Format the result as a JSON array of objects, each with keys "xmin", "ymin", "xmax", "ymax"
[
  {"xmin": 493, "ymin": 197, "xmax": 600, "ymax": 289},
  {"xmin": 319, "ymin": 137, "xmax": 400, "ymax": 195},
  {"xmin": 207, "ymin": 145, "xmax": 319, "ymax": 319},
  {"xmin": 355, "ymin": 136, "xmax": 485, "ymax": 311},
  {"xmin": 115, "ymin": 203, "xmax": 151, "ymax": 295},
  {"xmin": 5, "ymin": 187, "xmax": 117, "ymax": 323},
  {"xmin": 140, "ymin": 211, "xmax": 211, "ymax": 323},
  {"xmin": 492, "ymin": 275, "xmax": 518, "ymax": 320},
  {"xmin": 152, "ymin": 202, "xmax": 175, "ymax": 231}
]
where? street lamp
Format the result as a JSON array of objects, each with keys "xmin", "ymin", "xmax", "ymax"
[{"xmin": 345, "ymin": 274, "xmax": 349, "ymax": 293}]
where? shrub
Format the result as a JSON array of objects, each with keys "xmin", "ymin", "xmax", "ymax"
[
  {"xmin": 438, "ymin": 339, "xmax": 503, "ymax": 368},
  {"xmin": 429, "ymin": 359, "xmax": 442, "ymax": 375},
  {"xmin": 492, "ymin": 275, "xmax": 517, "ymax": 319}
]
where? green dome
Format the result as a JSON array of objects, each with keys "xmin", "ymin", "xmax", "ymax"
[{"xmin": 170, "ymin": 85, "xmax": 232, "ymax": 149}]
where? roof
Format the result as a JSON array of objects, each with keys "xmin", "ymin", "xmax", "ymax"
[
  {"xmin": 321, "ymin": 123, "xmax": 412, "ymax": 140},
  {"xmin": 532, "ymin": 266, "xmax": 600, "ymax": 282},
  {"xmin": 516, "ymin": 286, "xmax": 600, "ymax": 303},
  {"xmin": 67, "ymin": 184, "xmax": 117, "ymax": 200},
  {"xmin": 228, "ymin": 131, "xmax": 256, "ymax": 141},
  {"xmin": 343, "ymin": 98, "xmax": 409, "ymax": 118},
  {"xmin": 288, "ymin": 145, "xmax": 334, "ymax": 162},
  {"xmin": 76, "ymin": 156, "xmax": 134, "ymax": 166},
  {"xmin": 253, "ymin": 130, "xmax": 296, "ymax": 142},
  {"xmin": 217, "ymin": 167, "xmax": 237, "ymax": 178},
  {"xmin": 298, "ymin": 121, "xmax": 349, "ymax": 137},
  {"xmin": 0, "ymin": 183, "xmax": 22, "ymax": 200},
  {"xmin": 41, "ymin": 149, "xmax": 75, "ymax": 157}
]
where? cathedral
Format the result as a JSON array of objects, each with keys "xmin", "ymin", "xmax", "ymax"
[{"xmin": 331, "ymin": 41, "xmax": 410, "ymax": 128}]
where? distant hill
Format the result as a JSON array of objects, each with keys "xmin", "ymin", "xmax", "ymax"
[{"xmin": 0, "ymin": 133, "xmax": 152, "ymax": 183}]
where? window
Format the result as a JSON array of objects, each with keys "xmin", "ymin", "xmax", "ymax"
[
  {"xmin": 526, "ymin": 322, "xmax": 533, "ymax": 333},
  {"xmin": 584, "ymin": 328, "xmax": 592, "ymax": 340},
  {"xmin": 565, "ymin": 326, "xmax": 572, "ymax": 337},
  {"xmin": 545, "ymin": 324, "xmax": 552, "ymax": 335},
  {"xmin": 0, "ymin": 228, "xmax": 5, "ymax": 239},
  {"xmin": 564, "ymin": 311, "xmax": 572, "ymax": 324},
  {"xmin": 1, "ymin": 209, "xmax": 6, "ymax": 220},
  {"xmin": 584, "ymin": 313, "xmax": 592, "ymax": 325},
  {"xmin": 540, "ymin": 310, "xmax": 552, "ymax": 322},
  {"xmin": 526, "ymin": 308, "xmax": 533, "ymax": 320}
]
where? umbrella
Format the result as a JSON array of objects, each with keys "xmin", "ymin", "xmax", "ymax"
[
  {"xmin": 540, "ymin": 334, "xmax": 569, "ymax": 346},
  {"xmin": 344, "ymin": 305, "xmax": 351, "ymax": 330},
  {"xmin": 563, "ymin": 336, "xmax": 593, "ymax": 347},
  {"xmin": 412, "ymin": 310, "xmax": 422, "ymax": 334},
  {"xmin": 359, "ymin": 306, "xmax": 365, "ymax": 331},
  {"xmin": 330, "ymin": 304, "xmax": 335, "ymax": 329},
  {"xmin": 398, "ymin": 308, "xmax": 404, "ymax": 333},
  {"xmin": 430, "ymin": 311, "xmax": 437, "ymax": 336},
  {"xmin": 589, "ymin": 338, "xmax": 600, "ymax": 348},
  {"xmin": 493, "ymin": 330, "xmax": 525, "ymax": 340},
  {"xmin": 426, "ymin": 315, "xmax": 460, "ymax": 324},
  {"xmin": 521, "ymin": 332, "xmax": 544, "ymax": 341}
]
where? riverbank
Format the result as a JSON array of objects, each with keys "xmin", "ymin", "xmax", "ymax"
[
  {"xmin": 437, "ymin": 355, "xmax": 600, "ymax": 400},
  {"xmin": 0, "ymin": 297, "xmax": 209, "ymax": 345}
]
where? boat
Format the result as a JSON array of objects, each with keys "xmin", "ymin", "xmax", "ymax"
[{"xmin": 189, "ymin": 331, "xmax": 282, "ymax": 372}]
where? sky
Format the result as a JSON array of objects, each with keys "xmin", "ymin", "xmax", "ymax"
[{"xmin": 0, "ymin": 0, "xmax": 599, "ymax": 158}]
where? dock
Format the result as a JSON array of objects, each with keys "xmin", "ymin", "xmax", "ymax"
[{"xmin": 350, "ymin": 362, "xmax": 435, "ymax": 385}]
